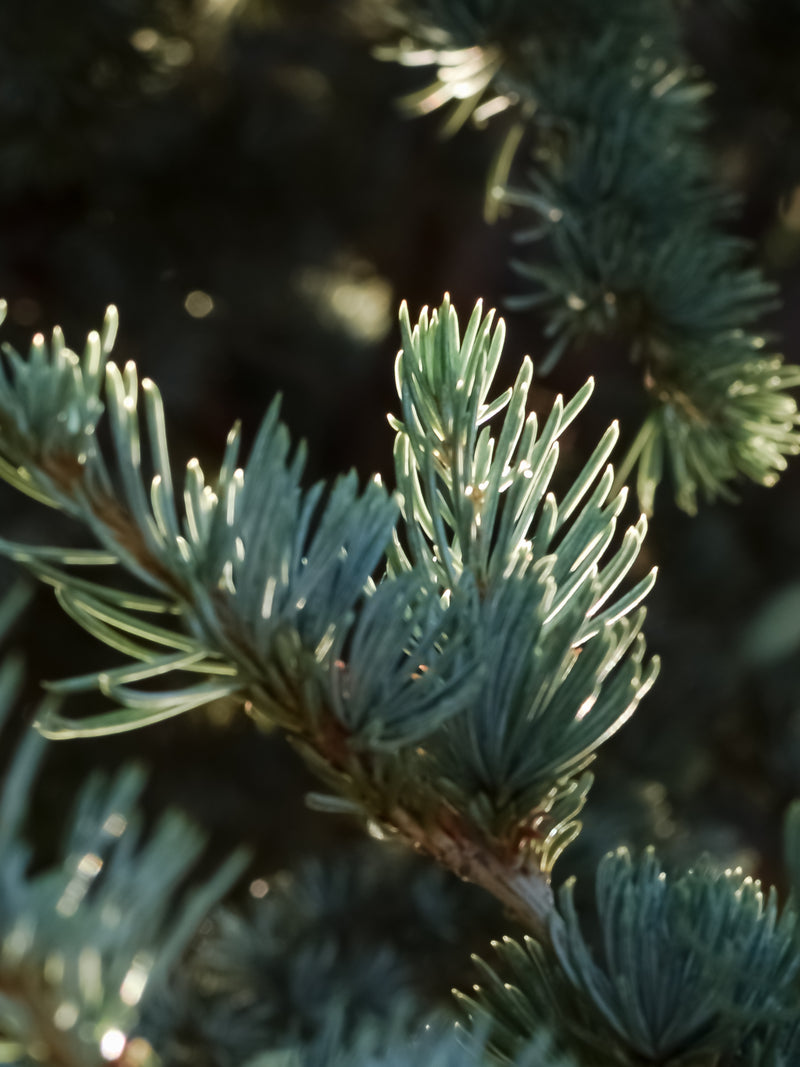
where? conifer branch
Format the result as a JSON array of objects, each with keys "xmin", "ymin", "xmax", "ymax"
[
  {"xmin": 0, "ymin": 299, "xmax": 657, "ymax": 946},
  {"xmin": 381, "ymin": 1, "xmax": 800, "ymax": 513},
  {"xmin": 0, "ymin": 596, "xmax": 246, "ymax": 1067},
  {"xmin": 463, "ymin": 846, "xmax": 800, "ymax": 1065}
]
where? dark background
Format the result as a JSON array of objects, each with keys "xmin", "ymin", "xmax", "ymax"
[{"xmin": 5, "ymin": 0, "xmax": 800, "ymax": 1013}]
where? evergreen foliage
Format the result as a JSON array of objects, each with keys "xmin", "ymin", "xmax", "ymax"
[
  {"xmin": 0, "ymin": 295, "xmax": 657, "ymax": 918},
  {"xmin": 382, "ymin": 0, "xmax": 800, "ymax": 513},
  {"xmin": 0, "ymin": 591, "xmax": 246, "ymax": 1066},
  {"xmin": 1, "ymin": 4, "xmax": 800, "ymax": 1066},
  {"xmin": 0, "ymin": 288, "xmax": 799, "ymax": 1064},
  {"xmin": 466, "ymin": 847, "xmax": 800, "ymax": 1064}
]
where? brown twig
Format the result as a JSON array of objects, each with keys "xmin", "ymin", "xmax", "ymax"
[
  {"xmin": 40, "ymin": 451, "xmax": 186, "ymax": 594},
  {"xmin": 390, "ymin": 806, "xmax": 555, "ymax": 941}
]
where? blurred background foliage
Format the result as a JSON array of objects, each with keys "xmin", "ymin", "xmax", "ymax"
[{"xmin": 5, "ymin": 0, "xmax": 800, "ymax": 1049}]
